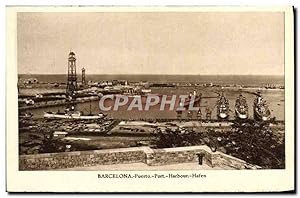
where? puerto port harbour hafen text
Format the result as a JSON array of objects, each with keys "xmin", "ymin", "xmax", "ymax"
[{"xmin": 97, "ymin": 173, "xmax": 207, "ymax": 179}]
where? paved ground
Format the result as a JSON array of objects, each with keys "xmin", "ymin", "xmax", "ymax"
[{"xmin": 57, "ymin": 162, "xmax": 233, "ymax": 171}]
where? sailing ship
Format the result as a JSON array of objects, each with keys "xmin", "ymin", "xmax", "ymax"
[{"xmin": 235, "ymin": 94, "xmax": 248, "ymax": 119}]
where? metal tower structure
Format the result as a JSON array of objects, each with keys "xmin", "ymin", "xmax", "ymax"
[
  {"xmin": 82, "ymin": 67, "xmax": 86, "ymax": 85},
  {"xmin": 66, "ymin": 51, "xmax": 77, "ymax": 98}
]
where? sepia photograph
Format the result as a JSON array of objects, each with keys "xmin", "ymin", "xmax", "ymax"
[{"xmin": 6, "ymin": 6, "xmax": 295, "ymax": 192}]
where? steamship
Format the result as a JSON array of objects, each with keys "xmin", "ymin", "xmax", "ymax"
[
  {"xmin": 253, "ymin": 92, "xmax": 271, "ymax": 121},
  {"xmin": 235, "ymin": 94, "xmax": 249, "ymax": 120},
  {"xmin": 44, "ymin": 111, "xmax": 106, "ymax": 120},
  {"xmin": 216, "ymin": 92, "xmax": 229, "ymax": 120}
]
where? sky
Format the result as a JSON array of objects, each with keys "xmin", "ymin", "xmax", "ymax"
[{"xmin": 17, "ymin": 12, "xmax": 284, "ymax": 75}]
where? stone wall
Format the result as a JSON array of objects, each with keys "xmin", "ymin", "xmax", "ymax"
[
  {"xmin": 211, "ymin": 153, "xmax": 259, "ymax": 169},
  {"xmin": 144, "ymin": 146, "xmax": 213, "ymax": 167},
  {"xmin": 19, "ymin": 145, "xmax": 259, "ymax": 170},
  {"xmin": 19, "ymin": 147, "xmax": 147, "ymax": 170}
]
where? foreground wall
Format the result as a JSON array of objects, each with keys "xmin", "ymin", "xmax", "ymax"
[
  {"xmin": 19, "ymin": 147, "xmax": 146, "ymax": 170},
  {"xmin": 19, "ymin": 146, "xmax": 259, "ymax": 170}
]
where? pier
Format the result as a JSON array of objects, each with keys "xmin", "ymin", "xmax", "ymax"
[{"xmin": 19, "ymin": 95, "xmax": 99, "ymax": 111}]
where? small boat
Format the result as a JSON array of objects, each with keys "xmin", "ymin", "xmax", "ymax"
[
  {"xmin": 25, "ymin": 98, "xmax": 34, "ymax": 105},
  {"xmin": 216, "ymin": 92, "xmax": 229, "ymax": 120},
  {"xmin": 19, "ymin": 112, "xmax": 33, "ymax": 118},
  {"xmin": 197, "ymin": 109, "xmax": 202, "ymax": 119},
  {"xmin": 187, "ymin": 110, "xmax": 193, "ymax": 118},
  {"xmin": 141, "ymin": 89, "xmax": 152, "ymax": 94},
  {"xmin": 253, "ymin": 92, "xmax": 271, "ymax": 121},
  {"xmin": 235, "ymin": 94, "xmax": 248, "ymax": 120},
  {"xmin": 44, "ymin": 111, "xmax": 106, "ymax": 119},
  {"xmin": 205, "ymin": 107, "xmax": 212, "ymax": 120}
]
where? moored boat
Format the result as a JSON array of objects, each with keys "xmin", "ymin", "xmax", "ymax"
[
  {"xmin": 253, "ymin": 92, "xmax": 271, "ymax": 121},
  {"xmin": 235, "ymin": 94, "xmax": 248, "ymax": 120},
  {"xmin": 44, "ymin": 111, "xmax": 106, "ymax": 120},
  {"xmin": 216, "ymin": 92, "xmax": 229, "ymax": 120},
  {"xmin": 19, "ymin": 112, "xmax": 33, "ymax": 119}
]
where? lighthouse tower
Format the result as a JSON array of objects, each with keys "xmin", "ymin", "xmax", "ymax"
[{"xmin": 66, "ymin": 51, "xmax": 77, "ymax": 98}]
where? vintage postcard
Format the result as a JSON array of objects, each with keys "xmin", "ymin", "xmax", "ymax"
[{"xmin": 6, "ymin": 6, "xmax": 294, "ymax": 192}]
